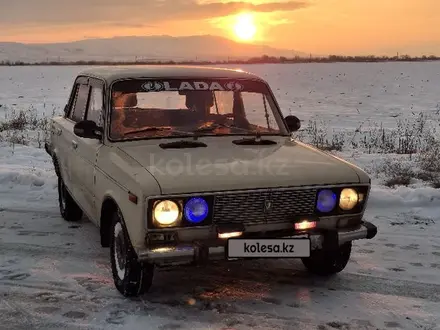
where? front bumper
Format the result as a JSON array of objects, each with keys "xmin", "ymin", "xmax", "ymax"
[{"xmin": 137, "ymin": 220, "xmax": 378, "ymax": 266}]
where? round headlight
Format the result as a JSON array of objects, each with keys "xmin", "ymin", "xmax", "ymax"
[
  {"xmin": 184, "ymin": 197, "xmax": 209, "ymax": 224},
  {"xmin": 339, "ymin": 188, "xmax": 359, "ymax": 211},
  {"xmin": 153, "ymin": 200, "xmax": 180, "ymax": 226},
  {"xmin": 317, "ymin": 189, "xmax": 337, "ymax": 212}
]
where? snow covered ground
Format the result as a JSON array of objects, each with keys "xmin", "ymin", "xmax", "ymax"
[{"xmin": 1, "ymin": 63, "xmax": 440, "ymax": 329}]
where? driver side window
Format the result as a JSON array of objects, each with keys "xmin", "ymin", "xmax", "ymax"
[{"xmin": 86, "ymin": 86, "xmax": 104, "ymax": 128}]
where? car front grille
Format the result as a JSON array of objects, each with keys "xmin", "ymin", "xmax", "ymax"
[{"xmin": 212, "ymin": 188, "xmax": 317, "ymax": 225}]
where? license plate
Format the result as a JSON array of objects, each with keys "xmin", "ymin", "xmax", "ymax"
[{"xmin": 227, "ymin": 238, "xmax": 310, "ymax": 258}]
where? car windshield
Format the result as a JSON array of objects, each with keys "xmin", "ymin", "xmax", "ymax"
[{"xmin": 109, "ymin": 78, "xmax": 288, "ymax": 141}]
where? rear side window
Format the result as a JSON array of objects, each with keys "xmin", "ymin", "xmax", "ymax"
[{"xmin": 69, "ymin": 84, "xmax": 90, "ymax": 122}]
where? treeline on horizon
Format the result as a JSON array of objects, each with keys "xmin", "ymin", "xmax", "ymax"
[{"xmin": 1, "ymin": 54, "xmax": 439, "ymax": 66}]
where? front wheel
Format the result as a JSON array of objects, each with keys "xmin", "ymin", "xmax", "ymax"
[
  {"xmin": 301, "ymin": 242, "xmax": 352, "ymax": 276},
  {"xmin": 110, "ymin": 209, "xmax": 154, "ymax": 297}
]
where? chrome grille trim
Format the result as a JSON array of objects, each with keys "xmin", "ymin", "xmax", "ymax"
[{"xmin": 212, "ymin": 188, "xmax": 317, "ymax": 225}]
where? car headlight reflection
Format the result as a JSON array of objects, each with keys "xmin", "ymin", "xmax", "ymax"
[
  {"xmin": 339, "ymin": 188, "xmax": 359, "ymax": 210},
  {"xmin": 153, "ymin": 200, "xmax": 180, "ymax": 226}
]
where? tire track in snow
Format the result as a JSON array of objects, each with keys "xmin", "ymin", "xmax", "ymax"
[
  {"xmin": 0, "ymin": 242, "xmax": 107, "ymax": 259},
  {"xmin": 0, "ymin": 207, "xmax": 59, "ymax": 216}
]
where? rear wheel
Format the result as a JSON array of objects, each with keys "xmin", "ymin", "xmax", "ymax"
[
  {"xmin": 110, "ymin": 209, "xmax": 154, "ymax": 297},
  {"xmin": 58, "ymin": 176, "xmax": 83, "ymax": 222},
  {"xmin": 301, "ymin": 242, "xmax": 352, "ymax": 276}
]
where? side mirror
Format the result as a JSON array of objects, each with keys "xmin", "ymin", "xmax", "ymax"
[
  {"xmin": 73, "ymin": 120, "xmax": 103, "ymax": 139},
  {"xmin": 284, "ymin": 115, "xmax": 301, "ymax": 132}
]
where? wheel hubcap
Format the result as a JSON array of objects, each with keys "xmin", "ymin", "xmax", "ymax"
[{"xmin": 114, "ymin": 222, "xmax": 126, "ymax": 280}]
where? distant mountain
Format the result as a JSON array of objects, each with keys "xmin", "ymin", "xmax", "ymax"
[{"xmin": 0, "ymin": 35, "xmax": 307, "ymax": 63}]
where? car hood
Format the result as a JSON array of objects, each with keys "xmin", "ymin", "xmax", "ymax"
[{"xmin": 117, "ymin": 137, "xmax": 363, "ymax": 195}]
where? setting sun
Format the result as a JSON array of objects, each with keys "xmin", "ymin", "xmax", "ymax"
[{"xmin": 233, "ymin": 13, "xmax": 257, "ymax": 41}]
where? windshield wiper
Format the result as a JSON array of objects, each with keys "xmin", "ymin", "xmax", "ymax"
[
  {"xmin": 193, "ymin": 123, "xmax": 278, "ymax": 145},
  {"xmin": 193, "ymin": 123, "xmax": 255, "ymax": 134},
  {"xmin": 232, "ymin": 132, "xmax": 277, "ymax": 145},
  {"xmin": 124, "ymin": 127, "xmax": 194, "ymax": 137},
  {"xmin": 124, "ymin": 126, "xmax": 172, "ymax": 135}
]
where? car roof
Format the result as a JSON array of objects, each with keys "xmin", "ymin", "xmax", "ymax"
[{"xmin": 78, "ymin": 65, "xmax": 265, "ymax": 84}]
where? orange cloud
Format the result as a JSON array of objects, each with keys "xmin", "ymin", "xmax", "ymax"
[{"xmin": 0, "ymin": 0, "xmax": 308, "ymax": 26}]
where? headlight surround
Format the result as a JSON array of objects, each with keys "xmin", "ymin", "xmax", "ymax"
[
  {"xmin": 339, "ymin": 188, "xmax": 359, "ymax": 211},
  {"xmin": 153, "ymin": 200, "xmax": 181, "ymax": 227}
]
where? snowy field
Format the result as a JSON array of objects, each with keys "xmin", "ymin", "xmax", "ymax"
[{"xmin": 1, "ymin": 63, "xmax": 440, "ymax": 330}]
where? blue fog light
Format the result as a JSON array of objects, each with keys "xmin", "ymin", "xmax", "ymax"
[
  {"xmin": 184, "ymin": 198, "xmax": 209, "ymax": 223},
  {"xmin": 317, "ymin": 189, "xmax": 337, "ymax": 213}
]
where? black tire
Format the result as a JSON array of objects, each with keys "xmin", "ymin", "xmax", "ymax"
[
  {"xmin": 301, "ymin": 242, "xmax": 352, "ymax": 276},
  {"xmin": 58, "ymin": 176, "xmax": 83, "ymax": 222},
  {"xmin": 110, "ymin": 209, "xmax": 154, "ymax": 297}
]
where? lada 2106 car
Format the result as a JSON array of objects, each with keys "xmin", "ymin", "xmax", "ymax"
[{"xmin": 45, "ymin": 66, "xmax": 378, "ymax": 297}]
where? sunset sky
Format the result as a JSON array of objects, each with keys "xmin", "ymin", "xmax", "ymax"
[{"xmin": 0, "ymin": 0, "xmax": 438, "ymax": 55}]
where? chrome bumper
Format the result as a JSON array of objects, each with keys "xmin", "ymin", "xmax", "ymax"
[
  {"xmin": 138, "ymin": 245, "xmax": 227, "ymax": 266},
  {"xmin": 137, "ymin": 221, "xmax": 377, "ymax": 266},
  {"xmin": 337, "ymin": 220, "xmax": 377, "ymax": 245}
]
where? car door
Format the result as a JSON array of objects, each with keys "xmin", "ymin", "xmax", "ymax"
[
  {"xmin": 56, "ymin": 78, "xmax": 89, "ymax": 197},
  {"xmin": 70, "ymin": 78, "xmax": 105, "ymax": 223},
  {"xmin": 53, "ymin": 83, "xmax": 78, "ymax": 187}
]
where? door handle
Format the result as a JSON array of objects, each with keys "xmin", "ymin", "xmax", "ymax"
[{"xmin": 72, "ymin": 140, "xmax": 78, "ymax": 149}]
